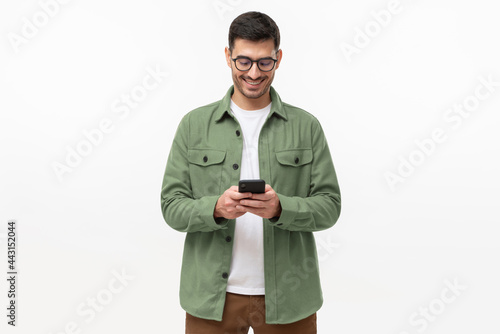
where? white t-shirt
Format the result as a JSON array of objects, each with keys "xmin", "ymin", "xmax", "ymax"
[{"xmin": 226, "ymin": 100, "xmax": 271, "ymax": 295}]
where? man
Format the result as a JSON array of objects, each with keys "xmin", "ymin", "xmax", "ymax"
[{"xmin": 160, "ymin": 11, "xmax": 341, "ymax": 334}]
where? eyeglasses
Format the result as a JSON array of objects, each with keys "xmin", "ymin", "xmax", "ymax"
[{"xmin": 231, "ymin": 55, "xmax": 278, "ymax": 72}]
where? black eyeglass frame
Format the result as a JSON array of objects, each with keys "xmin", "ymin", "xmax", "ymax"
[{"xmin": 230, "ymin": 54, "xmax": 279, "ymax": 72}]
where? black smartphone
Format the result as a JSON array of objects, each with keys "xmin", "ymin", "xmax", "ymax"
[{"xmin": 238, "ymin": 179, "xmax": 265, "ymax": 194}]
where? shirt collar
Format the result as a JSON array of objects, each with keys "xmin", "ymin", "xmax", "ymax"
[{"xmin": 214, "ymin": 85, "xmax": 288, "ymax": 122}]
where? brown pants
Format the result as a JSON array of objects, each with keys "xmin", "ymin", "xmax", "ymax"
[{"xmin": 185, "ymin": 292, "xmax": 317, "ymax": 334}]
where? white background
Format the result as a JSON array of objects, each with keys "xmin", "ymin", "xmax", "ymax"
[{"xmin": 1, "ymin": 0, "xmax": 499, "ymax": 333}]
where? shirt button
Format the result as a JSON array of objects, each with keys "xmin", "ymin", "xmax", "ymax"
[
  {"xmin": 203, "ymin": 156, "xmax": 208, "ymax": 163},
  {"xmin": 222, "ymin": 272, "xmax": 228, "ymax": 279},
  {"xmin": 232, "ymin": 163, "xmax": 239, "ymax": 170},
  {"xmin": 294, "ymin": 157, "xmax": 299, "ymax": 164},
  {"xmin": 236, "ymin": 130, "xmax": 241, "ymax": 137},
  {"xmin": 225, "ymin": 236, "xmax": 232, "ymax": 242}
]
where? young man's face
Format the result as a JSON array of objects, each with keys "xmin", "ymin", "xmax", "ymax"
[{"xmin": 225, "ymin": 38, "xmax": 282, "ymax": 102}]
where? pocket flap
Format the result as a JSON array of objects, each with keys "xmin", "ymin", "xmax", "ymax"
[
  {"xmin": 188, "ymin": 149, "xmax": 226, "ymax": 166},
  {"xmin": 275, "ymin": 149, "xmax": 313, "ymax": 167}
]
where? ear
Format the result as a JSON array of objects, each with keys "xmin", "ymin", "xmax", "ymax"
[
  {"xmin": 275, "ymin": 49, "xmax": 283, "ymax": 70},
  {"xmin": 225, "ymin": 47, "xmax": 232, "ymax": 68}
]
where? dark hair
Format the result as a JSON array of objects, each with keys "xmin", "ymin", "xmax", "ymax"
[{"xmin": 228, "ymin": 11, "xmax": 280, "ymax": 53}]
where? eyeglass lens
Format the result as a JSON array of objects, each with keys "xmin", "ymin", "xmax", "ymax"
[{"xmin": 235, "ymin": 58, "xmax": 275, "ymax": 72}]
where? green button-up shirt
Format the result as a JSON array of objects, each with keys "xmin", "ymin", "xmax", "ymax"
[{"xmin": 160, "ymin": 85, "xmax": 341, "ymax": 324}]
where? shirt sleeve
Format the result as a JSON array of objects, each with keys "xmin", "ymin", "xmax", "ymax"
[
  {"xmin": 267, "ymin": 119, "xmax": 341, "ymax": 232},
  {"xmin": 160, "ymin": 113, "xmax": 229, "ymax": 233}
]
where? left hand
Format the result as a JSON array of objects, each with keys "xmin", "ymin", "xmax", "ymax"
[{"xmin": 236, "ymin": 184, "xmax": 282, "ymax": 219}]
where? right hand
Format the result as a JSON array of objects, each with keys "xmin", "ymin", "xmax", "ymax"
[{"xmin": 214, "ymin": 186, "xmax": 252, "ymax": 219}]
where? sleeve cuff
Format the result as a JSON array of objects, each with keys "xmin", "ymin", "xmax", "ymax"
[
  {"xmin": 198, "ymin": 195, "xmax": 229, "ymax": 230},
  {"xmin": 266, "ymin": 193, "xmax": 297, "ymax": 229}
]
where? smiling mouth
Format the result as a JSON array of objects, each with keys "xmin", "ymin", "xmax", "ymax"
[{"xmin": 243, "ymin": 78, "xmax": 264, "ymax": 86}]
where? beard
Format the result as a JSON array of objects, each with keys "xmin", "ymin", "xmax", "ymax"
[{"xmin": 232, "ymin": 69, "xmax": 275, "ymax": 100}]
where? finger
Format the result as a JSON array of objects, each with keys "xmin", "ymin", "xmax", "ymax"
[
  {"xmin": 231, "ymin": 191, "xmax": 252, "ymax": 200},
  {"xmin": 235, "ymin": 205, "xmax": 248, "ymax": 212},
  {"xmin": 249, "ymin": 192, "xmax": 271, "ymax": 201},
  {"xmin": 228, "ymin": 186, "xmax": 244, "ymax": 196},
  {"xmin": 239, "ymin": 199, "xmax": 267, "ymax": 208}
]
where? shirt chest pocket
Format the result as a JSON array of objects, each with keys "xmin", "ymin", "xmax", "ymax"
[
  {"xmin": 274, "ymin": 148, "xmax": 313, "ymax": 197},
  {"xmin": 187, "ymin": 149, "xmax": 226, "ymax": 198}
]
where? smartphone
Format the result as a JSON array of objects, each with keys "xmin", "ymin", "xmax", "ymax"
[{"xmin": 238, "ymin": 179, "xmax": 265, "ymax": 194}]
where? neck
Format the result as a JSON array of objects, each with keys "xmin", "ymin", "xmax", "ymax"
[{"xmin": 231, "ymin": 89, "xmax": 271, "ymax": 110}]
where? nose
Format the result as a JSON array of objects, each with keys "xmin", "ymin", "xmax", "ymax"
[{"xmin": 247, "ymin": 62, "xmax": 262, "ymax": 79}]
